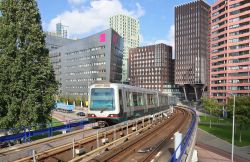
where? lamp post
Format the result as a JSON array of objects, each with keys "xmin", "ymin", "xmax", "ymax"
[
  {"xmin": 228, "ymin": 92, "xmax": 235, "ymax": 162},
  {"xmin": 231, "ymin": 94, "xmax": 235, "ymax": 162}
]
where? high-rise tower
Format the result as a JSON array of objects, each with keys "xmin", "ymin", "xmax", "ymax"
[
  {"xmin": 109, "ymin": 14, "xmax": 140, "ymax": 82},
  {"xmin": 210, "ymin": 0, "xmax": 250, "ymax": 103},
  {"xmin": 175, "ymin": 0, "xmax": 210, "ymax": 101}
]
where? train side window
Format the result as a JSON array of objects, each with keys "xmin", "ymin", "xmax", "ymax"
[
  {"xmin": 153, "ymin": 95, "xmax": 157, "ymax": 106},
  {"xmin": 133, "ymin": 92, "xmax": 138, "ymax": 106},
  {"xmin": 147, "ymin": 94, "xmax": 153, "ymax": 105},
  {"xmin": 137, "ymin": 93, "xmax": 144, "ymax": 106},
  {"xmin": 126, "ymin": 91, "xmax": 133, "ymax": 107}
]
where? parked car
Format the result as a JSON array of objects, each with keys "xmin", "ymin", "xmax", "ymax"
[{"xmin": 76, "ymin": 112, "xmax": 85, "ymax": 116}]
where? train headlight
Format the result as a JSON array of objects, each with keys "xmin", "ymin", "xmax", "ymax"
[
  {"xmin": 87, "ymin": 114, "xmax": 96, "ymax": 117},
  {"xmin": 108, "ymin": 114, "xmax": 119, "ymax": 118}
]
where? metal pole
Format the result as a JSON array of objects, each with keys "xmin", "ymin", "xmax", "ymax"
[
  {"xmin": 136, "ymin": 120, "xmax": 138, "ymax": 131},
  {"xmin": 126, "ymin": 122, "xmax": 129, "ymax": 135},
  {"xmin": 113, "ymin": 125, "xmax": 116, "ymax": 140},
  {"xmin": 97, "ymin": 130, "xmax": 99, "ymax": 148},
  {"xmin": 232, "ymin": 95, "xmax": 235, "ymax": 162},
  {"xmin": 32, "ymin": 150, "xmax": 37, "ymax": 162},
  {"xmin": 72, "ymin": 138, "xmax": 75, "ymax": 158},
  {"xmin": 143, "ymin": 117, "xmax": 144, "ymax": 128}
]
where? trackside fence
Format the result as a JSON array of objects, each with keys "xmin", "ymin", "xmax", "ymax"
[
  {"xmin": 0, "ymin": 119, "xmax": 89, "ymax": 143},
  {"xmin": 168, "ymin": 107, "xmax": 197, "ymax": 162}
]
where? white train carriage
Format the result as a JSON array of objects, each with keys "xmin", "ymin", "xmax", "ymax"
[{"xmin": 87, "ymin": 83, "xmax": 173, "ymax": 125}]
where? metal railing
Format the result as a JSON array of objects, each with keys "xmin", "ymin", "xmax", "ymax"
[
  {"xmin": 0, "ymin": 119, "xmax": 88, "ymax": 143},
  {"xmin": 168, "ymin": 107, "xmax": 197, "ymax": 162}
]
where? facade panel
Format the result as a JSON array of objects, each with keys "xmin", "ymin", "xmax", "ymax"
[
  {"xmin": 48, "ymin": 29, "xmax": 123, "ymax": 96},
  {"xmin": 129, "ymin": 43, "xmax": 174, "ymax": 91},
  {"xmin": 175, "ymin": 0, "xmax": 210, "ymax": 101},
  {"xmin": 210, "ymin": 0, "xmax": 250, "ymax": 102}
]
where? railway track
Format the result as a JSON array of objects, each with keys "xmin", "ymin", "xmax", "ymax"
[
  {"xmin": 0, "ymin": 123, "xmax": 96, "ymax": 162},
  {"xmin": 8, "ymin": 113, "xmax": 159, "ymax": 162},
  {"xmin": 1, "ymin": 106, "xmax": 192, "ymax": 162},
  {"xmin": 82, "ymin": 108, "xmax": 191, "ymax": 162}
]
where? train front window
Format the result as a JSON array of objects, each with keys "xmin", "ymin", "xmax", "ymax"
[{"xmin": 90, "ymin": 88, "xmax": 115, "ymax": 111}]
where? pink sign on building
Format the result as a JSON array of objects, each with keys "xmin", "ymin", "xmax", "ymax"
[{"xmin": 99, "ymin": 33, "xmax": 106, "ymax": 42}]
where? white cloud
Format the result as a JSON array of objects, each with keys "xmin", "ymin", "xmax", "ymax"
[
  {"xmin": 155, "ymin": 25, "xmax": 174, "ymax": 48},
  {"xmin": 48, "ymin": 0, "xmax": 145, "ymax": 38},
  {"xmin": 68, "ymin": 0, "xmax": 87, "ymax": 6},
  {"xmin": 142, "ymin": 24, "xmax": 175, "ymax": 58}
]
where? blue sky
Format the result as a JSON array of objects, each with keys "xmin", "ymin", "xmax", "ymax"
[{"xmin": 37, "ymin": 0, "xmax": 215, "ymax": 46}]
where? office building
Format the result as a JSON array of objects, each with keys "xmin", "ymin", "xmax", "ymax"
[
  {"xmin": 56, "ymin": 22, "xmax": 68, "ymax": 38},
  {"xmin": 48, "ymin": 29, "xmax": 123, "ymax": 96},
  {"xmin": 109, "ymin": 14, "xmax": 140, "ymax": 82},
  {"xmin": 210, "ymin": 0, "xmax": 250, "ymax": 102},
  {"xmin": 45, "ymin": 33, "xmax": 75, "ymax": 81},
  {"xmin": 129, "ymin": 43, "xmax": 174, "ymax": 91},
  {"xmin": 175, "ymin": 0, "xmax": 210, "ymax": 101}
]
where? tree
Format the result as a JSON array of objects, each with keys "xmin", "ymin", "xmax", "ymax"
[
  {"xmin": 201, "ymin": 97, "xmax": 220, "ymax": 128},
  {"xmin": 227, "ymin": 96, "xmax": 250, "ymax": 143},
  {"xmin": 0, "ymin": 0, "xmax": 58, "ymax": 129}
]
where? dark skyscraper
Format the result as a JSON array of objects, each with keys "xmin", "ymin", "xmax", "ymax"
[
  {"xmin": 129, "ymin": 43, "xmax": 174, "ymax": 91},
  {"xmin": 175, "ymin": 0, "xmax": 210, "ymax": 101}
]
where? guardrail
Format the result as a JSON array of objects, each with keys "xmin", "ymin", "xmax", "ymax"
[
  {"xmin": 168, "ymin": 106, "xmax": 197, "ymax": 162},
  {"xmin": 0, "ymin": 119, "xmax": 88, "ymax": 144}
]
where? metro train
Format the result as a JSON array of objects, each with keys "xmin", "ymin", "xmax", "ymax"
[{"xmin": 87, "ymin": 83, "xmax": 177, "ymax": 126}]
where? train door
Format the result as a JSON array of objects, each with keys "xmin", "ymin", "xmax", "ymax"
[
  {"xmin": 129, "ymin": 91, "xmax": 134, "ymax": 117},
  {"xmin": 144, "ymin": 93, "xmax": 148, "ymax": 114},
  {"xmin": 119, "ymin": 89, "xmax": 124, "ymax": 119}
]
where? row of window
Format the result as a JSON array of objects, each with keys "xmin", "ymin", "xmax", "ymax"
[
  {"xmin": 65, "ymin": 77, "xmax": 106, "ymax": 82},
  {"xmin": 212, "ymin": 93, "xmax": 250, "ymax": 97},
  {"xmin": 211, "ymin": 85, "xmax": 250, "ymax": 91},
  {"xmin": 212, "ymin": 43, "xmax": 249, "ymax": 53},
  {"xmin": 229, "ymin": 36, "xmax": 249, "ymax": 43},
  {"xmin": 230, "ymin": 6, "xmax": 250, "ymax": 16},
  {"xmin": 211, "ymin": 50, "xmax": 250, "ymax": 60},
  {"xmin": 65, "ymin": 46, "xmax": 105, "ymax": 56},
  {"xmin": 66, "ymin": 92, "xmax": 88, "ymax": 96},
  {"xmin": 229, "ymin": 28, "xmax": 249, "ymax": 36},
  {"xmin": 65, "ymin": 62, "xmax": 106, "ymax": 69},
  {"xmin": 65, "ymin": 69, "xmax": 106, "ymax": 76},
  {"xmin": 212, "ymin": 72, "xmax": 250, "ymax": 78},
  {"xmin": 66, "ymin": 53, "xmax": 105, "ymax": 62}
]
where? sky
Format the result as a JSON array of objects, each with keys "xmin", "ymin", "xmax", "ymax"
[{"xmin": 37, "ymin": 0, "xmax": 215, "ymax": 48}]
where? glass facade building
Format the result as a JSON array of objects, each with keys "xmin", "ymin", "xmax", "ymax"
[
  {"xmin": 46, "ymin": 29, "xmax": 123, "ymax": 96},
  {"xmin": 109, "ymin": 14, "xmax": 140, "ymax": 82}
]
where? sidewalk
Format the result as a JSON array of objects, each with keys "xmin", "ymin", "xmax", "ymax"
[
  {"xmin": 195, "ymin": 146, "xmax": 231, "ymax": 162},
  {"xmin": 196, "ymin": 128, "xmax": 250, "ymax": 161}
]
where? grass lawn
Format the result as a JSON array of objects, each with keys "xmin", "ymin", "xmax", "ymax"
[
  {"xmin": 51, "ymin": 118, "xmax": 64, "ymax": 127},
  {"xmin": 29, "ymin": 118, "xmax": 64, "ymax": 141},
  {"xmin": 199, "ymin": 115, "xmax": 231, "ymax": 124},
  {"xmin": 199, "ymin": 124, "xmax": 250, "ymax": 147}
]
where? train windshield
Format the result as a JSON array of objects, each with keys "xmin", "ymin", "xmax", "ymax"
[{"xmin": 90, "ymin": 88, "xmax": 115, "ymax": 111}]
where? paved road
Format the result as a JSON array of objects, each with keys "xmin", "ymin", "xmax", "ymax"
[{"xmin": 52, "ymin": 108, "xmax": 88, "ymax": 123}]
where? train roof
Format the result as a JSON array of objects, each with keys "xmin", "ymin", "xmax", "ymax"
[{"xmin": 90, "ymin": 82, "xmax": 166, "ymax": 95}]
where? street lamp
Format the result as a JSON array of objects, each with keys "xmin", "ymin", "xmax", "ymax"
[
  {"xmin": 232, "ymin": 94, "xmax": 235, "ymax": 162},
  {"xmin": 228, "ymin": 93, "xmax": 235, "ymax": 162}
]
